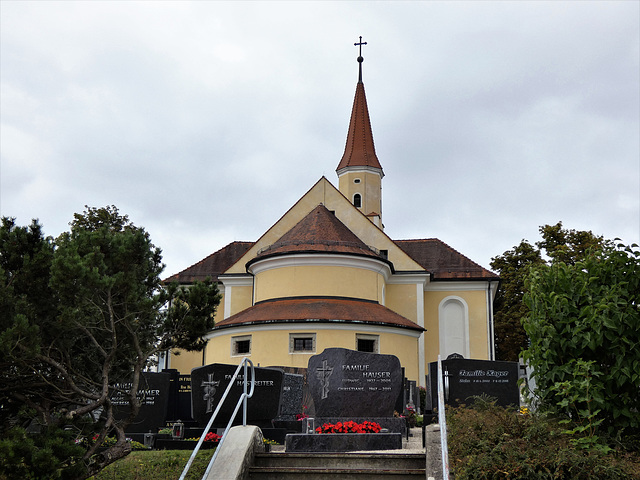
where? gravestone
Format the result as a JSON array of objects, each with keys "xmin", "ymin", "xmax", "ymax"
[
  {"xmin": 308, "ymin": 348, "xmax": 402, "ymax": 417},
  {"xmin": 191, "ymin": 363, "xmax": 284, "ymax": 428},
  {"xmin": 276, "ymin": 373, "xmax": 304, "ymax": 421},
  {"xmin": 112, "ymin": 372, "xmax": 171, "ymax": 434},
  {"xmin": 427, "ymin": 358, "xmax": 519, "ymax": 409},
  {"xmin": 286, "ymin": 348, "xmax": 404, "ymax": 452},
  {"xmin": 164, "ymin": 369, "xmax": 194, "ymax": 423}
]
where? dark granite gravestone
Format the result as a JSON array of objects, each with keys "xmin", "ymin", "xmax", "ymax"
[
  {"xmin": 112, "ymin": 372, "xmax": 171, "ymax": 433},
  {"xmin": 191, "ymin": 363, "xmax": 284, "ymax": 428},
  {"xmin": 276, "ymin": 373, "xmax": 304, "ymax": 421},
  {"xmin": 308, "ymin": 348, "xmax": 402, "ymax": 417},
  {"xmin": 164, "ymin": 369, "xmax": 194, "ymax": 423},
  {"xmin": 427, "ymin": 358, "xmax": 519, "ymax": 409}
]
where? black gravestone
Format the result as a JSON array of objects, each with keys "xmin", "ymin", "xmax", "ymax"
[
  {"xmin": 191, "ymin": 363, "xmax": 284, "ymax": 428},
  {"xmin": 428, "ymin": 358, "xmax": 519, "ymax": 408},
  {"xmin": 164, "ymin": 369, "xmax": 193, "ymax": 423},
  {"xmin": 112, "ymin": 372, "xmax": 171, "ymax": 433},
  {"xmin": 276, "ymin": 373, "xmax": 304, "ymax": 421},
  {"xmin": 308, "ymin": 348, "xmax": 402, "ymax": 417}
]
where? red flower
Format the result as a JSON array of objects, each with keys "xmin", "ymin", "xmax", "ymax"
[
  {"xmin": 204, "ymin": 432, "xmax": 221, "ymax": 442},
  {"xmin": 314, "ymin": 421, "xmax": 381, "ymax": 434}
]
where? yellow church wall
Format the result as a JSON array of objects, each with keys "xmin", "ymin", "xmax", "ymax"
[
  {"xmin": 229, "ymin": 285, "xmax": 254, "ymax": 317},
  {"xmin": 213, "ymin": 292, "xmax": 226, "ymax": 323},
  {"xmin": 169, "ymin": 348, "xmax": 204, "ymax": 374},
  {"xmin": 423, "ymin": 288, "xmax": 489, "ymax": 366},
  {"xmin": 385, "ymin": 284, "xmax": 418, "ymax": 323},
  {"xmin": 203, "ymin": 325, "xmax": 421, "ymax": 382},
  {"xmin": 253, "ymin": 265, "xmax": 383, "ymax": 303}
]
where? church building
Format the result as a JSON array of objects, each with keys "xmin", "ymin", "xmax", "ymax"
[{"xmin": 164, "ymin": 46, "xmax": 499, "ymax": 387}]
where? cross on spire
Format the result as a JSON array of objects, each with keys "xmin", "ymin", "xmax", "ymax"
[
  {"xmin": 354, "ymin": 36, "xmax": 367, "ymax": 83},
  {"xmin": 354, "ymin": 36, "xmax": 367, "ymax": 57}
]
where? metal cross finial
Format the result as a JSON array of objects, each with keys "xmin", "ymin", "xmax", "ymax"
[
  {"xmin": 354, "ymin": 36, "xmax": 367, "ymax": 83},
  {"xmin": 354, "ymin": 36, "xmax": 367, "ymax": 58}
]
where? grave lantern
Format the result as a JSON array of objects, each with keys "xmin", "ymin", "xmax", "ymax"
[
  {"xmin": 305, "ymin": 417, "xmax": 315, "ymax": 434},
  {"xmin": 172, "ymin": 420, "xmax": 184, "ymax": 439},
  {"xmin": 143, "ymin": 430, "xmax": 156, "ymax": 449}
]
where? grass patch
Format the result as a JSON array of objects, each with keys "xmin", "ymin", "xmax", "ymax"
[{"xmin": 89, "ymin": 449, "xmax": 215, "ymax": 480}]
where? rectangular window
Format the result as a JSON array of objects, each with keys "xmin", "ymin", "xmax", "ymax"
[
  {"xmin": 356, "ymin": 334, "xmax": 379, "ymax": 353},
  {"xmin": 232, "ymin": 335, "xmax": 251, "ymax": 356},
  {"xmin": 290, "ymin": 333, "xmax": 316, "ymax": 353}
]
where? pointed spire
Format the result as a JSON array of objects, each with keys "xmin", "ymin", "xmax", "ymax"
[{"xmin": 336, "ymin": 37, "xmax": 383, "ymax": 174}]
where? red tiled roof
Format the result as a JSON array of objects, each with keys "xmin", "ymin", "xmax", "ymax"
[
  {"xmin": 394, "ymin": 239, "xmax": 498, "ymax": 280},
  {"xmin": 164, "ymin": 241, "xmax": 254, "ymax": 284},
  {"xmin": 249, "ymin": 204, "xmax": 383, "ymax": 264},
  {"xmin": 336, "ymin": 82, "xmax": 383, "ymax": 173},
  {"xmin": 214, "ymin": 296, "xmax": 424, "ymax": 331}
]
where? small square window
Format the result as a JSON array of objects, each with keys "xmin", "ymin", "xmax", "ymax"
[
  {"xmin": 356, "ymin": 334, "xmax": 379, "ymax": 353},
  {"xmin": 232, "ymin": 336, "xmax": 251, "ymax": 356},
  {"xmin": 290, "ymin": 333, "xmax": 316, "ymax": 353}
]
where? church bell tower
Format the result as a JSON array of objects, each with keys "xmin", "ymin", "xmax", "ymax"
[{"xmin": 336, "ymin": 36, "xmax": 384, "ymax": 229}]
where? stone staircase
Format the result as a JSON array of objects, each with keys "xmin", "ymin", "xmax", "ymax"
[{"xmin": 248, "ymin": 452, "xmax": 426, "ymax": 479}]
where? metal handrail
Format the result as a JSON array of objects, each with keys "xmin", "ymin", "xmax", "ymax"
[
  {"xmin": 179, "ymin": 358, "xmax": 255, "ymax": 480},
  {"xmin": 437, "ymin": 355, "xmax": 450, "ymax": 480}
]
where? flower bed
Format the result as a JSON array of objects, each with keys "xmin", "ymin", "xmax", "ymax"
[{"xmin": 315, "ymin": 421, "xmax": 381, "ymax": 434}]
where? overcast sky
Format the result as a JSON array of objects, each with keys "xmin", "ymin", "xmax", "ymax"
[{"xmin": 2, "ymin": 1, "xmax": 639, "ymax": 278}]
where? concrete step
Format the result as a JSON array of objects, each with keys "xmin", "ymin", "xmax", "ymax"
[
  {"xmin": 249, "ymin": 452, "xmax": 426, "ymax": 479},
  {"xmin": 248, "ymin": 467, "xmax": 426, "ymax": 479},
  {"xmin": 254, "ymin": 452, "xmax": 425, "ymax": 469}
]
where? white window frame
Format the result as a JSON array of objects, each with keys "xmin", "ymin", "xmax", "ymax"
[
  {"xmin": 356, "ymin": 333, "xmax": 379, "ymax": 353},
  {"xmin": 289, "ymin": 333, "xmax": 316, "ymax": 354},
  {"xmin": 231, "ymin": 335, "xmax": 252, "ymax": 356}
]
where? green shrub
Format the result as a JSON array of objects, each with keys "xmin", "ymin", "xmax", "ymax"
[
  {"xmin": 0, "ymin": 426, "xmax": 88, "ymax": 480},
  {"xmin": 447, "ymin": 398, "xmax": 639, "ymax": 480}
]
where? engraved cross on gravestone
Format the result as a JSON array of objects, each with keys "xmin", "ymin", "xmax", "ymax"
[
  {"xmin": 316, "ymin": 360, "xmax": 333, "ymax": 399},
  {"xmin": 202, "ymin": 373, "xmax": 221, "ymax": 413}
]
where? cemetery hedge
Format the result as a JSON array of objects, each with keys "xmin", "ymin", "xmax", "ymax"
[
  {"xmin": 447, "ymin": 399, "xmax": 640, "ymax": 480},
  {"xmin": 523, "ymin": 241, "xmax": 640, "ymax": 442}
]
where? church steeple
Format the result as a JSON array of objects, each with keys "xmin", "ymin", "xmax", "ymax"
[{"xmin": 337, "ymin": 37, "xmax": 384, "ymax": 229}]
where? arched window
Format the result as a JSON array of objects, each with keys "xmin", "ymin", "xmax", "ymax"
[
  {"xmin": 353, "ymin": 193, "xmax": 362, "ymax": 208},
  {"xmin": 439, "ymin": 296, "xmax": 469, "ymax": 358}
]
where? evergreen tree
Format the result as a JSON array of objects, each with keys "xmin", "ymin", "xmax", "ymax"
[{"xmin": 0, "ymin": 207, "xmax": 220, "ymax": 479}]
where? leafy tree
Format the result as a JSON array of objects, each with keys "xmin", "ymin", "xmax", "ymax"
[
  {"xmin": 0, "ymin": 207, "xmax": 221, "ymax": 479},
  {"xmin": 522, "ymin": 241, "xmax": 640, "ymax": 443},
  {"xmin": 490, "ymin": 240, "xmax": 544, "ymax": 361},
  {"xmin": 490, "ymin": 222, "xmax": 606, "ymax": 361}
]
